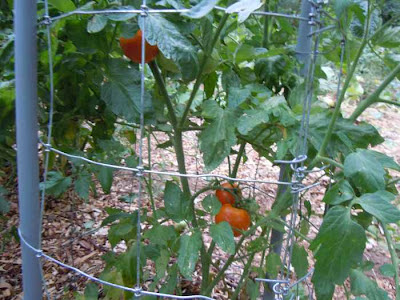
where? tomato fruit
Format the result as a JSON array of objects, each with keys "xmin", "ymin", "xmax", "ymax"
[
  {"xmin": 215, "ymin": 204, "xmax": 250, "ymax": 237},
  {"xmin": 119, "ymin": 30, "xmax": 159, "ymax": 63},
  {"xmin": 215, "ymin": 182, "xmax": 241, "ymax": 205}
]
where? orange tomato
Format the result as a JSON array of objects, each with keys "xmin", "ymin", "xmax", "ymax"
[
  {"xmin": 215, "ymin": 182, "xmax": 241, "ymax": 205},
  {"xmin": 119, "ymin": 30, "xmax": 159, "ymax": 63},
  {"xmin": 215, "ymin": 204, "xmax": 250, "ymax": 237}
]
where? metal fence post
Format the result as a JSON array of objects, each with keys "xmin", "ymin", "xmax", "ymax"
[
  {"xmin": 15, "ymin": 0, "xmax": 42, "ymax": 298},
  {"xmin": 263, "ymin": 0, "xmax": 312, "ymax": 299},
  {"xmin": 296, "ymin": 0, "xmax": 313, "ymax": 76}
]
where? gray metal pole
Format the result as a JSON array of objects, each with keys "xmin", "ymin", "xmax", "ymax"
[
  {"xmin": 263, "ymin": 0, "xmax": 312, "ymax": 299},
  {"xmin": 15, "ymin": 0, "xmax": 42, "ymax": 298},
  {"xmin": 295, "ymin": 0, "xmax": 313, "ymax": 76}
]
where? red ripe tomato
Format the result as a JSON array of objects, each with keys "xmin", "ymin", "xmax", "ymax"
[
  {"xmin": 215, "ymin": 204, "xmax": 250, "ymax": 237},
  {"xmin": 119, "ymin": 30, "xmax": 159, "ymax": 63},
  {"xmin": 215, "ymin": 182, "xmax": 241, "ymax": 205}
]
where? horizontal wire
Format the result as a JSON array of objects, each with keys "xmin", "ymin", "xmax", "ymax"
[
  {"xmin": 18, "ymin": 228, "xmax": 214, "ymax": 300},
  {"xmin": 308, "ymin": 24, "xmax": 336, "ymax": 36},
  {"xmin": 41, "ymin": 142, "xmax": 297, "ymax": 186},
  {"xmin": 214, "ymin": 6, "xmax": 309, "ymax": 21},
  {"xmin": 42, "ymin": 5, "xmax": 312, "ymax": 24}
]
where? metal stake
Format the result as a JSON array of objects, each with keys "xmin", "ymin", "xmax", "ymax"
[{"xmin": 15, "ymin": 0, "xmax": 42, "ymax": 298}]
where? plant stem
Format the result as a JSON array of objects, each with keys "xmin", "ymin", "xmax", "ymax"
[
  {"xmin": 349, "ymin": 63, "xmax": 400, "ymax": 121},
  {"xmin": 313, "ymin": 1, "xmax": 371, "ymax": 162},
  {"xmin": 231, "ymin": 141, "xmax": 246, "ymax": 178},
  {"xmin": 262, "ymin": 0, "xmax": 270, "ymax": 48},
  {"xmin": 231, "ymin": 253, "xmax": 256, "ymax": 300},
  {"xmin": 315, "ymin": 155, "xmax": 344, "ymax": 169},
  {"xmin": 148, "ymin": 61, "xmax": 178, "ymax": 129},
  {"xmin": 377, "ymin": 99, "xmax": 400, "ymax": 107},
  {"xmin": 179, "ymin": 14, "xmax": 229, "ymax": 128},
  {"xmin": 382, "ymin": 224, "xmax": 399, "ymax": 298},
  {"xmin": 146, "ymin": 132, "xmax": 157, "ymax": 219}
]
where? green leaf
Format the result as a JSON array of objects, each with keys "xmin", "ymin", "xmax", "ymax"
[
  {"xmin": 48, "ymin": 0, "xmax": 76, "ymax": 12},
  {"xmin": 314, "ymin": 281, "xmax": 335, "ymax": 300},
  {"xmin": 96, "ymin": 166, "xmax": 113, "ymax": 194},
  {"xmin": 357, "ymin": 191, "xmax": 400, "ymax": 224},
  {"xmin": 306, "ymin": 113, "xmax": 383, "ymax": 158},
  {"xmin": 204, "ymin": 72, "xmax": 218, "ymax": 99},
  {"xmin": 74, "ymin": 171, "xmax": 91, "ymax": 200},
  {"xmin": 178, "ymin": 231, "xmax": 202, "ymax": 278},
  {"xmin": 40, "ymin": 171, "xmax": 72, "ymax": 198},
  {"xmin": 201, "ymin": 194, "xmax": 221, "ymax": 216},
  {"xmin": 227, "ymin": 87, "xmax": 251, "ymax": 109},
  {"xmin": 237, "ymin": 96, "xmax": 295, "ymax": 135},
  {"xmin": 292, "ymin": 244, "xmax": 309, "ymax": 278},
  {"xmin": 210, "ymin": 222, "xmax": 235, "ymax": 254},
  {"xmin": 335, "ymin": 0, "xmax": 356, "ymax": 17},
  {"xmin": 163, "ymin": 181, "xmax": 191, "ymax": 222},
  {"xmin": 350, "ymin": 269, "xmax": 389, "ymax": 300},
  {"xmin": 155, "ymin": 249, "xmax": 170, "ymax": 278},
  {"xmin": 311, "ymin": 206, "xmax": 366, "ymax": 287},
  {"xmin": 87, "ymin": 15, "xmax": 108, "ymax": 33},
  {"xmin": 108, "ymin": 220, "xmax": 136, "ymax": 248},
  {"xmin": 102, "ymin": 208, "xmax": 133, "ymax": 226},
  {"xmin": 141, "ymin": 15, "xmax": 199, "ymax": 81},
  {"xmin": 102, "ymin": 59, "xmax": 153, "ymax": 123},
  {"xmin": 226, "ymin": 0, "xmax": 263, "ymax": 23},
  {"xmin": 372, "ymin": 26, "xmax": 400, "ymax": 48},
  {"xmin": 160, "ymin": 265, "xmax": 178, "ymax": 294},
  {"xmin": 144, "ymin": 225, "xmax": 177, "ymax": 246},
  {"xmin": 357, "ymin": 149, "xmax": 400, "ymax": 172},
  {"xmin": 265, "ymin": 252, "xmax": 281, "ymax": 279},
  {"xmin": 199, "ymin": 101, "xmax": 238, "ymax": 171},
  {"xmin": 84, "ymin": 283, "xmax": 99, "ymax": 300},
  {"xmin": 184, "ymin": 0, "xmax": 219, "ymax": 19},
  {"xmin": 344, "ymin": 150, "xmax": 386, "ymax": 193},
  {"xmin": 323, "ymin": 179, "xmax": 355, "ymax": 205},
  {"xmin": 379, "ymin": 264, "xmax": 396, "ymax": 277},
  {"xmin": 246, "ymin": 280, "xmax": 260, "ymax": 300}
]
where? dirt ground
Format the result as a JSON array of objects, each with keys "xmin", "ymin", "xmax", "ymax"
[{"xmin": 1, "ymin": 101, "xmax": 399, "ymax": 299}]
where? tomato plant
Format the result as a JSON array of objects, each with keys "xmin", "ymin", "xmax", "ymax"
[{"xmin": 215, "ymin": 204, "xmax": 251, "ymax": 237}]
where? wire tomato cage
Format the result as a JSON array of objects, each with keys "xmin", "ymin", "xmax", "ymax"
[{"xmin": 18, "ymin": 0, "xmax": 345, "ymax": 299}]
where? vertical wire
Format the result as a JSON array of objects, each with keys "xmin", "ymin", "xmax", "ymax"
[
  {"xmin": 282, "ymin": 2, "xmax": 323, "ymax": 286},
  {"xmin": 38, "ymin": 0, "xmax": 56, "ymax": 298},
  {"xmin": 136, "ymin": 0, "xmax": 148, "ymax": 290}
]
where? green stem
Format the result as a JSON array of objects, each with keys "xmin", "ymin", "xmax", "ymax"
[
  {"xmin": 313, "ymin": 1, "xmax": 372, "ymax": 162},
  {"xmin": 148, "ymin": 61, "xmax": 178, "ymax": 129},
  {"xmin": 179, "ymin": 14, "xmax": 229, "ymax": 128},
  {"xmin": 382, "ymin": 224, "xmax": 399, "ymax": 299},
  {"xmin": 231, "ymin": 253, "xmax": 256, "ymax": 300},
  {"xmin": 315, "ymin": 155, "xmax": 344, "ymax": 169},
  {"xmin": 107, "ymin": 23, "xmax": 119, "ymax": 54},
  {"xmin": 231, "ymin": 141, "xmax": 246, "ymax": 178},
  {"xmin": 146, "ymin": 133, "xmax": 157, "ymax": 219},
  {"xmin": 200, "ymin": 240, "xmax": 216, "ymax": 292},
  {"xmin": 349, "ymin": 63, "xmax": 400, "ymax": 121},
  {"xmin": 262, "ymin": 0, "xmax": 270, "ymax": 48},
  {"xmin": 377, "ymin": 98, "xmax": 400, "ymax": 107}
]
